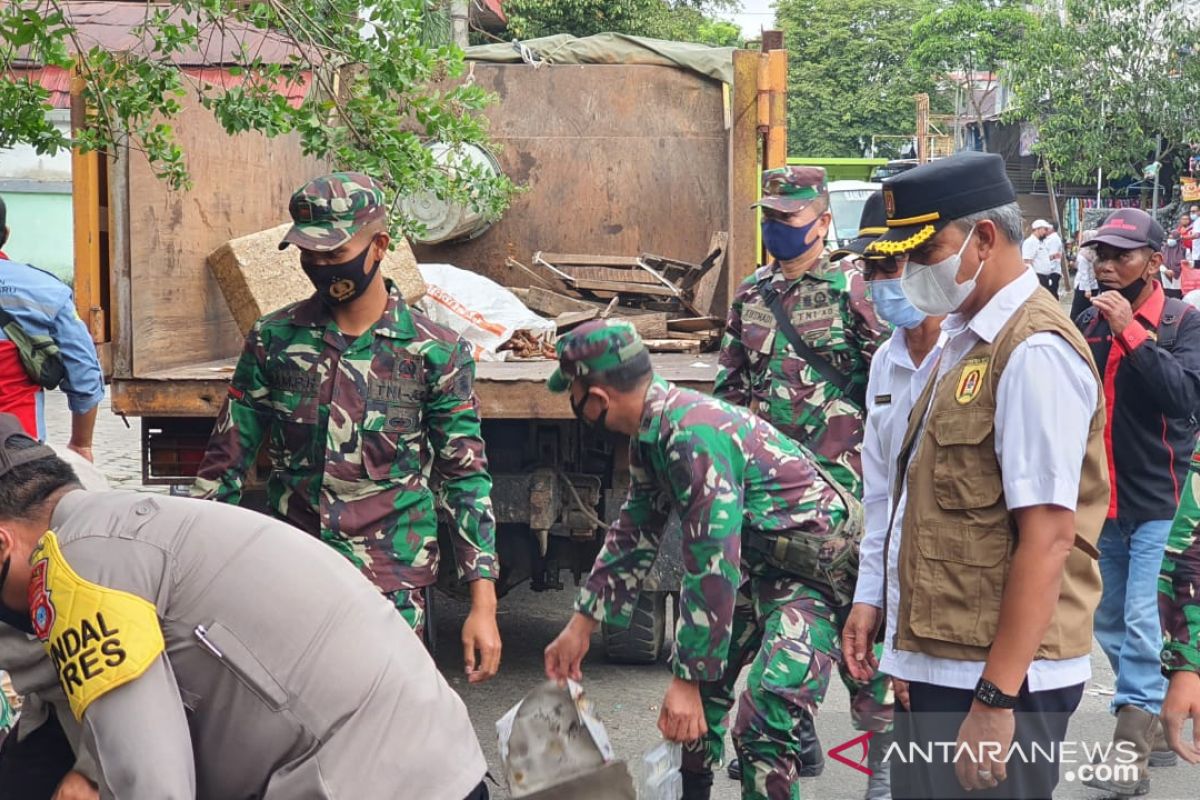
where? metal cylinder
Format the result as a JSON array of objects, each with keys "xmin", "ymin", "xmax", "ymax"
[{"xmin": 400, "ymin": 143, "xmax": 502, "ymax": 245}]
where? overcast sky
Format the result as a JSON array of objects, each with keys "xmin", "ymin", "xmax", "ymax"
[{"xmin": 730, "ymin": 0, "xmax": 776, "ymax": 37}]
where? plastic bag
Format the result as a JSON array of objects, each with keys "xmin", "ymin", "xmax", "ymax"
[
  {"xmin": 416, "ymin": 263, "xmax": 555, "ymax": 362},
  {"xmin": 638, "ymin": 741, "xmax": 682, "ymax": 800},
  {"xmin": 496, "ymin": 681, "xmax": 634, "ymax": 799}
]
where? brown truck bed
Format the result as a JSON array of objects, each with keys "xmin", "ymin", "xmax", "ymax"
[{"xmin": 110, "ymin": 354, "xmax": 721, "ymax": 420}]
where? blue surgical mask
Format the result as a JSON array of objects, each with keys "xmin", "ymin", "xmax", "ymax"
[
  {"xmin": 762, "ymin": 218, "xmax": 819, "ymax": 262},
  {"xmin": 869, "ymin": 278, "xmax": 926, "ymax": 329}
]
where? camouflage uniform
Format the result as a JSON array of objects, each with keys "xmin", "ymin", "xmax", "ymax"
[
  {"xmin": 1160, "ymin": 438, "xmax": 1200, "ymax": 673},
  {"xmin": 714, "ymin": 167, "xmax": 892, "ymax": 737},
  {"xmin": 193, "ymin": 174, "xmax": 497, "ymax": 635},
  {"xmin": 554, "ymin": 321, "xmax": 855, "ymax": 800},
  {"xmin": 0, "ymin": 680, "xmax": 12, "ymax": 737}
]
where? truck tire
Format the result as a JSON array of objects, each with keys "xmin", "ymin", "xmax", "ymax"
[{"xmin": 602, "ymin": 591, "xmax": 668, "ymax": 664}]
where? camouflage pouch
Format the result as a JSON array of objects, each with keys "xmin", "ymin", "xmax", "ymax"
[
  {"xmin": 746, "ymin": 459, "xmax": 864, "ymax": 606},
  {"xmin": 0, "ymin": 306, "xmax": 66, "ymax": 390}
]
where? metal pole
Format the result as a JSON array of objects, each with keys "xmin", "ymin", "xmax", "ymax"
[{"xmin": 1152, "ymin": 138, "xmax": 1162, "ymax": 215}]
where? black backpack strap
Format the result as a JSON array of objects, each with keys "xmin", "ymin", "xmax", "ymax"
[
  {"xmin": 1158, "ymin": 297, "xmax": 1191, "ymax": 351},
  {"xmin": 757, "ymin": 277, "xmax": 866, "ymax": 410}
]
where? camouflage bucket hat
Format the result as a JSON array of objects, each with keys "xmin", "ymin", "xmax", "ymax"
[
  {"xmin": 753, "ymin": 166, "xmax": 829, "ymax": 213},
  {"xmin": 278, "ymin": 171, "xmax": 388, "ymax": 252},
  {"xmin": 547, "ymin": 320, "xmax": 649, "ymax": 394}
]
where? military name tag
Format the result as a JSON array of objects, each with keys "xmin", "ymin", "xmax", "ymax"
[
  {"xmin": 368, "ymin": 377, "xmax": 424, "ymax": 405},
  {"xmin": 742, "ymin": 305, "xmax": 776, "ymax": 330},
  {"xmin": 791, "ymin": 307, "xmax": 838, "ymax": 326},
  {"xmin": 271, "ymin": 367, "xmax": 318, "ymax": 396},
  {"xmin": 875, "ymin": 394, "xmax": 892, "ymax": 406}
]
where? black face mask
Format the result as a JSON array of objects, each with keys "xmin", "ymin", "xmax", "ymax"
[
  {"xmin": 301, "ymin": 239, "xmax": 381, "ymax": 306},
  {"xmin": 571, "ymin": 392, "xmax": 608, "ymax": 431},
  {"xmin": 1100, "ymin": 276, "xmax": 1147, "ymax": 304}
]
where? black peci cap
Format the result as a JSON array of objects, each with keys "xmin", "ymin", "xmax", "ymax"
[
  {"xmin": 866, "ymin": 152, "xmax": 1017, "ymax": 256},
  {"xmin": 830, "ymin": 191, "xmax": 887, "ymax": 260}
]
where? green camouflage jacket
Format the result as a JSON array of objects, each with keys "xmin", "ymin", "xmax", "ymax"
[
  {"xmin": 575, "ymin": 377, "xmax": 849, "ymax": 682},
  {"xmin": 1160, "ymin": 438, "xmax": 1200, "ymax": 672},
  {"xmin": 192, "ymin": 281, "xmax": 497, "ymax": 593},
  {"xmin": 714, "ymin": 256, "xmax": 886, "ymax": 495}
]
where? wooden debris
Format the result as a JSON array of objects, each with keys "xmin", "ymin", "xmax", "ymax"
[
  {"xmin": 508, "ymin": 244, "xmax": 732, "ymax": 358},
  {"xmin": 669, "ymin": 316, "xmax": 723, "ymax": 333},
  {"xmin": 620, "ymin": 312, "xmax": 669, "ymax": 339},
  {"xmin": 555, "ymin": 309, "xmax": 599, "ymax": 331},
  {"xmin": 686, "ymin": 232, "xmax": 728, "ymax": 316},
  {"xmin": 667, "ymin": 330, "xmax": 717, "ymax": 342},
  {"xmin": 571, "ymin": 279, "xmax": 677, "ymax": 297},
  {"xmin": 643, "ymin": 339, "xmax": 701, "ymax": 354},
  {"xmin": 524, "ymin": 287, "xmax": 596, "ymax": 317},
  {"xmin": 536, "ymin": 253, "xmax": 641, "ymax": 268},
  {"xmin": 505, "ymin": 257, "xmax": 561, "ymax": 290},
  {"xmin": 500, "ymin": 330, "xmax": 556, "ymax": 359}
]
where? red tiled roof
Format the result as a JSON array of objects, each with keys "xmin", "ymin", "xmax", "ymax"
[
  {"xmin": 8, "ymin": 1, "xmax": 307, "ymax": 66},
  {"xmin": 9, "ymin": 65, "xmax": 312, "ymax": 110}
]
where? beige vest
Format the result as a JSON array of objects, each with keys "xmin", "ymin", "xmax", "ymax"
[{"xmin": 893, "ymin": 288, "xmax": 1108, "ymax": 661}]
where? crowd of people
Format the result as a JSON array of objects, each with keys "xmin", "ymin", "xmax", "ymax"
[{"xmin": 0, "ymin": 154, "xmax": 1197, "ymax": 800}]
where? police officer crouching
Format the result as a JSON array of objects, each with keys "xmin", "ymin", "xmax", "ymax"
[{"xmin": 0, "ymin": 414, "xmax": 490, "ymax": 799}]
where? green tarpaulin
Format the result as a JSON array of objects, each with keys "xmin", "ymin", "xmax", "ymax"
[{"xmin": 466, "ymin": 33, "xmax": 735, "ymax": 85}]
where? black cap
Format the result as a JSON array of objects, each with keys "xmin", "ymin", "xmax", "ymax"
[
  {"xmin": 1082, "ymin": 208, "xmax": 1165, "ymax": 252},
  {"xmin": 866, "ymin": 152, "xmax": 1017, "ymax": 256},
  {"xmin": 0, "ymin": 414, "xmax": 56, "ymax": 478},
  {"xmin": 830, "ymin": 191, "xmax": 887, "ymax": 260}
]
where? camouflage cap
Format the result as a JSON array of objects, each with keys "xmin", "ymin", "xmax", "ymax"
[
  {"xmin": 547, "ymin": 320, "xmax": 650, "ymax": 394},
  {"xmin": 278, "ymin": 172, "xmax": 388, "ymax": 252},
  {"xmin": 753, "ymin": 166, "xmax": 829, "ymax": 213}
]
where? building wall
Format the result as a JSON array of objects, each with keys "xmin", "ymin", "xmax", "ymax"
[{"xmin": 0, "ymin": 110, "xmax": 73, "ymax": 282}]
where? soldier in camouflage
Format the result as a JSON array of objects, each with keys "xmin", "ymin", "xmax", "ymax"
[
  {"xmin": 192, "ymin": 172, "xmax": 502, "ymax": 683},
  {"xmin": 1160, "ymin": 437, "xmax": 1200, "ymax": 762},
  {"xmin": 715, "ymin": 166, "xmax": 886, "ymax": 496},
  {"xmin": 715, "ymin": 167, "xmax": 893, "ymax": 783},
  {"xmin": 543, "ymin": 320, "xmax": 860, "ymax": 800}
]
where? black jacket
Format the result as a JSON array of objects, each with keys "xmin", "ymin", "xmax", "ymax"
[{"xmin": 1078, "ymin": 286, "xmax": 1200, "ymax": 523}]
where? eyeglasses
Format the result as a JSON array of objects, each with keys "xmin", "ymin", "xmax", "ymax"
[{"xmin": 857, "ymin": 254, "xmax": 909, "ymax": 281}]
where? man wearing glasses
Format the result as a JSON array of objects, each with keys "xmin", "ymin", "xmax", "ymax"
[
  {"xmin": 1074, "ymin": 208, "xmax": 1200, "ymax": 795},
  {"xmin": 839, "ymin": 191, "xmax": 948, "ymax": 798},
  {"xmin": 713, "ymin": 168, "xmax": 889, "ymax": 793}
]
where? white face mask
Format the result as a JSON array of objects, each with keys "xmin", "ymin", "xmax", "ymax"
[{"xmin": 900, "ymin": 224, "xmax": 983, "ymax": 316}]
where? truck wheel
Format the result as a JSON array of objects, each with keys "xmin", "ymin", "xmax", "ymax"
[{"xmin": 602, "ymin": 591, "xmax": 668, "ymax": 664}]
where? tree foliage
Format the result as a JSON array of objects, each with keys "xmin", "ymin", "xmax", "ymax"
[
  {"xmin": 502, "ymin": 0, "xmax": 743, "ymax": 46},
  {"xmin": 1006, "ymin": 0, "xmax": 1200, "ymax": 185},
  {"xmin": 0, "ymin": 0, "xmax": 515, "ymax": 235},
  {"xmin": 907, "ymin": 0, "xmax": 1034, "ymax": 151},
  {"xmin": 776, "ymin": 0, "xmax": 937, "ymax": 158}
]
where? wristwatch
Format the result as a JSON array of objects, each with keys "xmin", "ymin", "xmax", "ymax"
[{"xmin": 974, "ymin": 678, "xmax": 1019, "ymax": 710}]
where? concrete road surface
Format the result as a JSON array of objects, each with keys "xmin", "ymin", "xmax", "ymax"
[{"xmin": 49, "ymin": 394, "xmax": 1200, "ymax": 799}]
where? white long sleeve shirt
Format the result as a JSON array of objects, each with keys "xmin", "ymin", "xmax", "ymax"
[
  {"xmin": 873, "ymin": 269, "xmax": 1098, "ymax": 692},
  {"xmin": 854, "ymin": 326, "xmax": 945, "ymax": 609}
]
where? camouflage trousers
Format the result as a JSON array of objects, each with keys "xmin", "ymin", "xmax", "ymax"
[
  {"xmin": 387, "ymin": 588, "xmax": 429, "ymax": 639},
  {"xmin": 682, "ymin": 583, "xmax": 893, "ymax": 800}
]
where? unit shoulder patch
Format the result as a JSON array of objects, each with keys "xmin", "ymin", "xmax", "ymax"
[
  {"xmin": 28, "ymin": 532, "xmax": 165, "ymax": 720},
  {"xmin": 955, "ymin": 357, "xmax": 990, "ymax": 405}
]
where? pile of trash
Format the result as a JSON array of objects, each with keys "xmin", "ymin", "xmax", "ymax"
[{"xmin": 497, "ymin": 681, "xmax": 681, "ymax": 800}]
